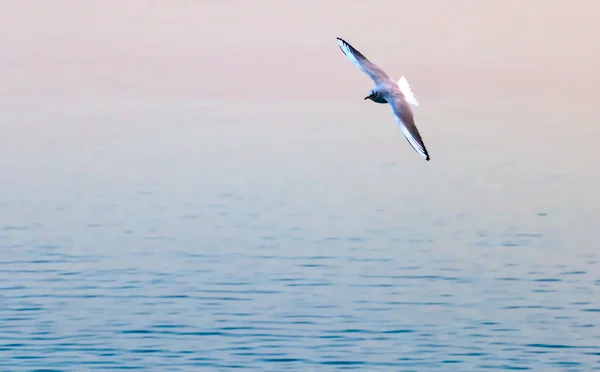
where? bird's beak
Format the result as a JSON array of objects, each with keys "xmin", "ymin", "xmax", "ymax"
[{"xmin": 364, "ymin": 95, "xmax": 371, "ymax": 100}]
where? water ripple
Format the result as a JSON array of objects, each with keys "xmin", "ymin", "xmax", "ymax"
[{"xmin": 0, "ymin": 239, "xmax": 598, "ymax": 370}]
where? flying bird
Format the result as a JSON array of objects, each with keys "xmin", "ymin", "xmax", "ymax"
[{"xmin": 336, "ymin": 37, "xmax": 430, "ymax": 161}]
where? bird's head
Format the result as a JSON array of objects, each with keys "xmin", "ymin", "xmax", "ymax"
[
  {"xmin": 364, "ymin": 91, "xmax": 375, "ymax": 101},
  {"xmin": 364, "ymin": 89, "xmax": 387, "ymax": 104}
]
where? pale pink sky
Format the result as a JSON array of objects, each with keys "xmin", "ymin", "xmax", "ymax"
[
  {"xmin": 0, "ymin": 1, "xmax": 598, "ymax": 249},
  {"xmin": 0, "ymin": 0, "xmax": 599, "ymax": 103}
]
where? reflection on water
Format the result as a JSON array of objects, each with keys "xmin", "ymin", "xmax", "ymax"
[
  {"xmin": 0, "ymin": 102, "xmax": 598, "ymax": 370},
  {"xmin": 1, "ymin": 244, "xmax": 598, "ymax": 370}
]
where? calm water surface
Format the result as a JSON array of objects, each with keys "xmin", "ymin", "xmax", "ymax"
[{"xmin": 0, "ymin": 101, "xmax": 598, "ymax": 371}]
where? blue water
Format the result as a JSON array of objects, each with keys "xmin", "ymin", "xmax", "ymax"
[
  {"xmin": 1, "ymin": 237, "xmax": 599, "ymax": 371},
  {"xmin": 1, "ymin": 103, "xmax": 599, "ymax": 371}
]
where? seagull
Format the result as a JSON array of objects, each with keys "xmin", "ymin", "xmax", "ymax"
[{"xmin": 336, "ymin": 37, "xmax": 430, "ymax": 161}]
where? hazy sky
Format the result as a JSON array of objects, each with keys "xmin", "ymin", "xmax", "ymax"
[
  {"xmin": 1, "ymin": 1, "xmax": 599, "ymax": 103},
  {"xmin": 1, "ymin": 1, "xmax": 599, "ymax": 259}
]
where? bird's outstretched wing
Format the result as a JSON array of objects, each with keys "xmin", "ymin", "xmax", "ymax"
[
  {"xmin": 388, "ymin": 94, "xmax": 430, "ymax": 161},
  {"xmin": 337, "ymin": 37, "xmax": 390, "ymax": 85}
]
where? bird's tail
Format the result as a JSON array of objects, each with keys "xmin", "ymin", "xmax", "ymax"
[{"xmin": 397, "ymin": 76, "xmax": 419, "ymax": 107}]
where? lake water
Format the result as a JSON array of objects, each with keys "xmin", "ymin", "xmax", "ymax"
[
  {"xmin": 1, "ymin": 1, "xmax": 600, "ymax": 371},
  {"xmin": 1, "ymin": 100, "xmax": 598, "ymax": 371}
]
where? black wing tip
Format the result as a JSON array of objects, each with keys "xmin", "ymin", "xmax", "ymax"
[
  {"xmin": 335, "ymin": 37, "xmax": 367, "ymax": 61},
  {"xmin": 336, "ymin": 37, "xmax": 347, "ymax": 45}
]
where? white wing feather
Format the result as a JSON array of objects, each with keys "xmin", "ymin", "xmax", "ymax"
[{"xmin": 397, "ymin": 76, "xmax": 419, "ymax": 107}]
